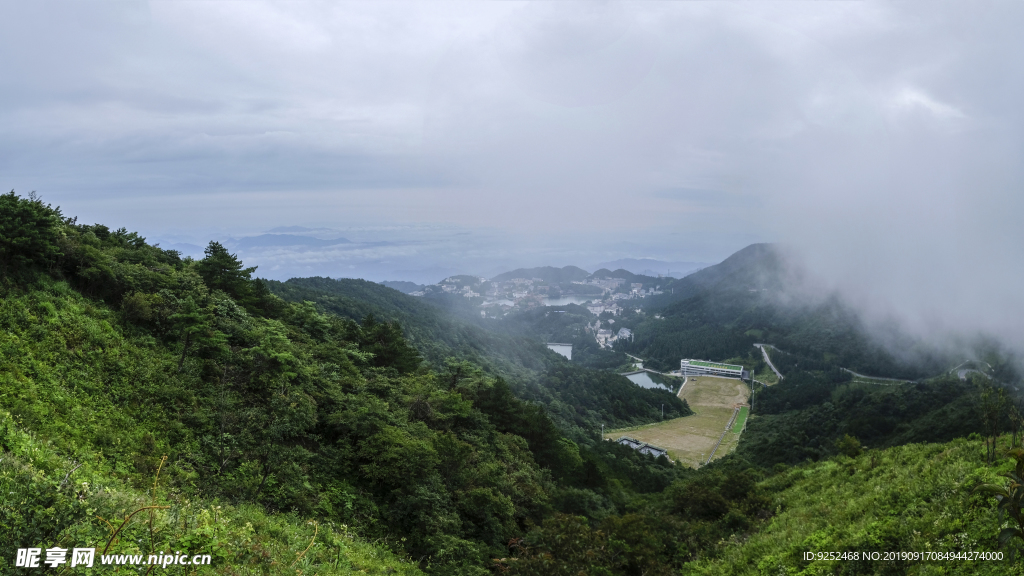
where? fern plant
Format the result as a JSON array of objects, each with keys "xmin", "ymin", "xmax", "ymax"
[{"xmin": 976, "ymin": 447, "xmax": 1024, "ymax": 560}]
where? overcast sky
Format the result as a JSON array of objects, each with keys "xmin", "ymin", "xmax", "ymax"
[{"xmin": 2, "ymin": 1, "xmax": 1023, "ymax": 349}]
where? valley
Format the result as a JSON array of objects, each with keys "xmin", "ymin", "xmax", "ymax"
[
  {"xmin": 0, "ymin": 192, "xmax": 1019, "ymax": 575},
  {"xmin": 605, "ymin": 375, "xmax": 751, "ymax": 467}
]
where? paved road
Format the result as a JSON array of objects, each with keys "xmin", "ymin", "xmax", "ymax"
[
  {"xmin": 706, "ymin": 407, "xmax": 740, "ymax": 464},
  {"xmin": 754, "ymin": 343, "xmax": 915, "ymax": 385},
  {"xmin": 840, "ymin": 367, "xmax": 912, "ymax": 383},
  {"xmin": 753, "ymin": 343, "xmax": 784, "ymax": 380},
  {"xmin": 626, "ymin": 353, "xmax": 644, "ymax": 369},
  {"xmin": 957, "ymin": 368, "xmax": 990, "ymax": 381}
]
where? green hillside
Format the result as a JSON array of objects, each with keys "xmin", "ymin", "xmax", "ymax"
[
  {"xmin": 0, "ymin": 408, "xmax": 421, "ymax": 575},
  {"xmin": 589, "ymin": 267, "xmax": 664, "ymax": 285},
  {"xmin": 4, "ymin": 190, "xmax": 1024, "ymax": 575},
  {"xmin": 380, "ymin": 280, "xmax": 424, "ymax": 294},
  {"xmin": 0, "ymin": 192, "xmax": 693, "ymax": 574},
  {"xmin": 686, "ymin": 437, "xmax": 1010, "ymax": 575},
  {"xmin": 265, "ymin": 276, "xmax": 691, "ymax": 442},
  {"xmin": 486, "ymin": 243, "xmax": 959, "ymax": 382},
  {"xmin": 739, "ymin": 371, "xmax": 990, "ymax": 466},
  {"xmin": 622, "ymin": 244, "xmax": 956, "ymax": 380}
]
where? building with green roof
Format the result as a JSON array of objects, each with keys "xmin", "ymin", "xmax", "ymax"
[{"xmin": 680, "ymin": 359, "xmax": 748, "ymax": 379}]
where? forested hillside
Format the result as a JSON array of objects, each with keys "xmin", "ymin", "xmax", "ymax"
[
  {"xmin": 266, "ymin": 276, "xmax": 689, "ymax": 441},
  {"xmin": 620, "ymin": 244, "xmax": 954, "ymax": 379},
  {"xmin": 686, "ymin": 437, "xmax": 1011, "ymax": 576},
  {"xmin": 0, "ymin": 192, "xmax": 696, "ymax": 575},
  {"xmin": 4, "ymin": 190, "xmax": 1024, "ymax": 574}
]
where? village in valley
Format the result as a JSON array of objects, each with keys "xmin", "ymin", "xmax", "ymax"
[
  {"xmin": 398, "ymin": 265, "xmax": 763, "ymax": 468},
  {"xmin": 409, "ymin": 268, "xmax": 665, "ymax": 348}
]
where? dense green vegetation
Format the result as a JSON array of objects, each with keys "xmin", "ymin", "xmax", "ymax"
[
  {"xmin": 0, "ymin": 192, "xmax": 694, "ymax": 574},
  {"xmin": 740, "ymin": 371, "xmax": 988, "ymax": 466},
  {"xmin": 265, "ymin": 277, "xmax": 688, "ymax": 442},
  {"xmin": 0, "ymin": 408, "xmax": 422, "ymax": 575},
  {"xmin": 687, "ymin": 437, "xmax": 1012, "ymax": 575},
  {"xmin": 4, "ymin": 191, "xmax": 1024, "ymax": 574},
  {"xmin": 381, "ymin": 280, "xmax": 424, "ymax": 294}
]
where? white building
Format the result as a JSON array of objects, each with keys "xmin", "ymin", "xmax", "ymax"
[{"xmin": 680, "ymin": 359, "xmax": 747, "ymax": 379}]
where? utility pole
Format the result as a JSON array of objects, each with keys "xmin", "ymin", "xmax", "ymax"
[
  {"xmin": 661, "ymin": 403, "xmax": 664, "ymax": 419},
  {"xmin": 601, "ymin": 424, "xmax": 604, "ymax": 439}
]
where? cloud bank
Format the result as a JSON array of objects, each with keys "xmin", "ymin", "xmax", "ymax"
[{"xmin": 1, "ymin": 1, "xmax": 1022, "ymax": 350}]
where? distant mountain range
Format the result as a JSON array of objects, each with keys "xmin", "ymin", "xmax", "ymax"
[
  {"xmin": 380, "ymin": 280, "xmax": 425, "ymax": 294},
  {"xmin": 389, "ymin": 262, "xmax": 699, "ymax": 293},
  {"xmin": 485, "ymin": 260, "xmax": 709, "ymax": 285},
  {"xmin": 486, "ymin": 265, "xmax": 675, "ymax": 287},
  {"xmin": 587, "ymin": 258, "xmax": 709, "ymax": 278},
  {"xmin": 266, "ymin": 225, "xmax": 340, "ymax": 234},
  {"xmin": 232, "ymin": 234, "xmax": 352, "ymax": 250},
  {"xmin": 490, "ymin": 266, "xmax": 591, "ymax": 284}
]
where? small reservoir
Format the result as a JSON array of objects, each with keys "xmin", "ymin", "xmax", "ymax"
[
  {"xmin": 622, "ymin": 370, "xmax": 678, "ymax": 393},
  {"xmin": 547, "ymin": 343, "xmax": 572, "ymax": 360}
]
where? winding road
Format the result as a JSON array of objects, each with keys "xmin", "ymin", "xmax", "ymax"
[{"xmin": 753, "ymin": 343, "xmax": 784, "ymax": 380}]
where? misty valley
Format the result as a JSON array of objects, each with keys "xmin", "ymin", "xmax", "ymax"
[
  {"xmin": 6, "ymin": 1, "xmax": 1024, "ymax": 573},
  {"xmin": 2, "ymin": 191, "xmax": 1021, "ymax": 575}
]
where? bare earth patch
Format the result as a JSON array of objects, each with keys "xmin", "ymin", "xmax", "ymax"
[{"xmin": 605, "ymin": 376, "xmax": 750, "ymax": 468}]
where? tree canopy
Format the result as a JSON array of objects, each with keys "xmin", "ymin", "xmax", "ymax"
[{"xmin": 0, "ymin": 190, "xmax": 64, "ymax": 279}]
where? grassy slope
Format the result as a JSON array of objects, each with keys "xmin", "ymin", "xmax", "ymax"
[
  {"xmin": 0, "ymin": 409, "xmax": 420, "ymax": 575},
  {"xmin": 686, "ymin": 437, "xmax": 1011, "ymax": 575},
  {"xmin": 0, "ymin": 281, "xmax": 420, "ymax": 575}
]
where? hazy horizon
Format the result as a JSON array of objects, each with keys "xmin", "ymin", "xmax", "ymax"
[{"xmin": 4, "ymin": 1, "xmax": 1024, "ymax": 352}]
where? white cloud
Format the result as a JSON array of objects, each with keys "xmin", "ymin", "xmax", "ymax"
[
  {"xmin": 2, "ymin": 0, "xmax": 1024, "ymax": 351},
  {"xmin": 892, "ymin": 87, "xmax": 966, "ymax": 120}
]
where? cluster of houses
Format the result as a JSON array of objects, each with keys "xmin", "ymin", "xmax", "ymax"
[
  {"xmin": 437, "ymin": 278, "xmax": 486, "ymax": 298},
  {"xmin": 594, "ymin": 325, "xmax": 633, "ymax": 348},
  {"xmin": 584, "ymin": 283, "xmax": 663, "ymax": 316},
  {"xmin": 413, "ymin": 273, "xmax": 664, "ymax": 329}
]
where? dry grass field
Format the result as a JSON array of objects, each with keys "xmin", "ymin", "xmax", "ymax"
[{"xmin": 605, "ymin": 375, "xmax": 750, "ymax": 468}]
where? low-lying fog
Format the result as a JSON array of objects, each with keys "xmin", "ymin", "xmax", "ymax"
[{"xmin": 3, "ymin": 1, "xmax": 1022, "ymax": 358}]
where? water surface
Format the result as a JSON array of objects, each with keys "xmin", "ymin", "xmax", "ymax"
[
  {"xmin": 547, "ymin": 344, "xmax": 572, "ymax": 360},
  {"xmin": 624, "ymin": 371, "xmax": 677, "ymax": 393}
]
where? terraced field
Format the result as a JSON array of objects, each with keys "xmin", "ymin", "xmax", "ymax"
[{"xmin": 604, "ymin": 375, "xmax": 750, "ymax": 467}]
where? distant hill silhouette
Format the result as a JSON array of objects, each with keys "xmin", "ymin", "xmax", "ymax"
[
  {"xmin": 589, "ymin": 268, "xmax": 664, "ymax": 285},
  {"xmin": 232, "ymin": 234, "xmax": 351, "ymax": 250},
  {"xmin": 589, "ymin": 258, "xmax": 708, "ymax": 278},
  {"xmin": 380, "ymin": 280, "xmax": 424, "ymax": 294},
  {"xmin": 491, "ymin": 265, "xmax": 591, "ymax": 283},
  {"xmin": 626, "ymin": 243, "xmax": 950, "ymax": 379}
]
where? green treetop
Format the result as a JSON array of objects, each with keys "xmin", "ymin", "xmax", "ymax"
[
  {"xmin": 195, "ymin": 241, "xmax": 258, "ymax": 302},
  {"xmin": 0, "ymin": 190, "xmax": 64, "ymax": 280}
]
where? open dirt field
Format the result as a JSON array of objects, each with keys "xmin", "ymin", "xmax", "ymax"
[
  {"xmin": 605, "ymin": 376, "xmax": 749, "ymax": 468},
  {"xmin": 677, "ymin": 375, "xmax": 749, "ymax": 408}
]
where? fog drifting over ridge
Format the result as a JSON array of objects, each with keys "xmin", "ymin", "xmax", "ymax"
[
  {"xmin": 758, "ymin": 2, "xmax": 1024, "ymax": 354},
  {"xmin": 2, "ymin": 1, "xmax": 1023, "ymax": 352}
]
